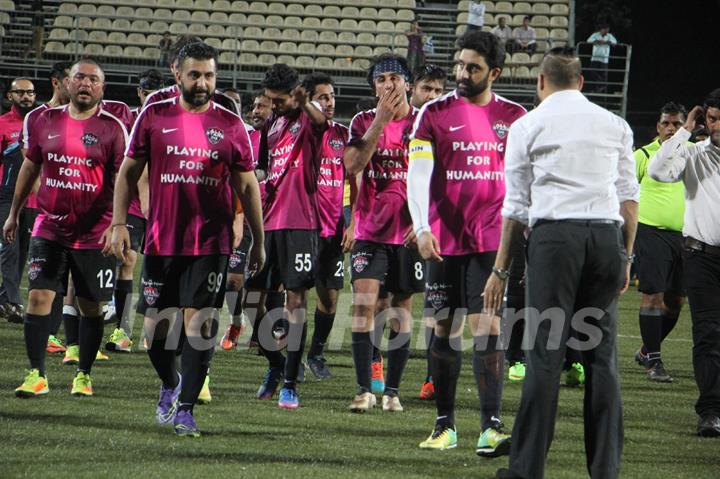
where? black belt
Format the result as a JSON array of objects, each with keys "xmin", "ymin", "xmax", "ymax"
[
  {"xmin": 534, "ymin": 219, "xmax": 620, "ymax": 228},
  {"xmin": 684, "ymin": 237, "xmax": 720, "ymax": 256}
]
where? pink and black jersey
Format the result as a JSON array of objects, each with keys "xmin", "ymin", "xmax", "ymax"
[
  {"xmin": 26, "ymin": 105, "xmax": 127, "ymax": 249},
  {"xmin": 144, "ymin": 85, "xmax": 240, "ymax": 116},
  {"xmin": 411, "ymin": 91, "xmax": 526, "ymax": 254},
  {"xmin": 317, "ymin": 121, "xmax": 348, "ymax": 238},
  {"xmin": 126, "ymin": 97, "xmax": 254, "ymax": 256},
  {"xmin": 100, "ymin": 100, "xmax": 134, "ymax": 132},
  {"xmin": 0, "ymin": 106, "xmax": 25, "ymax": 203},
  {"xmin": 260, "ymin": 109, "xmax": 324, "ymax": 231},
  {"xmin": 349, "ymin": 108, "xmax": 418, "ymax": 245}
]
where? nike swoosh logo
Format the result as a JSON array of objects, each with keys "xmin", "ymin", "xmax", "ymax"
[
  {"xmin": 48, "ymin": 134, "xmax": 60, "ymax": 139},
  {"xmin": 449, "ymin": 125, "xmax": 466, "ymax": 132},
  {"xmin": 162, "ymin": 128, "xmax": 178, "ymax": 134}
]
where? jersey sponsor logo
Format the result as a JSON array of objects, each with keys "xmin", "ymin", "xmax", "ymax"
[
  {"xmin": 352, "ymin": 252, "xmax": 370, "ymax": 273},
  {"xmin": 205, "ymin": 127, "xmax": 225, "ymax": 145},
  {"xmin": 81, "ymin": 133, "xmax": 99, "ymax": 146},
  {"xmin": 449, "ymin": 124, "xmax": 466, "ymax": 132},
  {"xmin": 142, "ymin": 279, "xmax": 163, "ymax": 306},
  {"xmin": 492, "ymin": 121, "xmax": 510, "ymax": 139},
  {"xmin": 328, "ymin": 138, "xmax": 344, "ymax": 151},
  {"xmin": 48, "ymin": 133, "xmax": 60, "ymax": 140},
  {"xmin": 162, "ymin": 128, "xmax": 178, "ymax": 134}
]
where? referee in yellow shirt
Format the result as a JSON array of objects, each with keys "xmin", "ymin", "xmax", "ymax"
[{"xmin": 634, "ymin": 102, "xmax": 688, "ymax": 382}]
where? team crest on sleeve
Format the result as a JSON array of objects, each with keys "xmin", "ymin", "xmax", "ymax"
[
  {"xmin": 206, "ymin": 127, "xmax": 225, "ymax": 145},
  {"xmin": 351, "ymin": 252, "xmax": 371, "ymax": 273},
  {"xmin": 492, "ymin": 121, "xmax": 510, "ymax": 139},
  {"xmin": 81, "ymin": 133, "xmax": 99, "ymax": 146},
  {"xmin": 142, "ymin": 279, "xmax": 163, "ymax": 306},
  {"xmin": 329, "ymin": 138, "xmax": 344, "ymax": 151}
]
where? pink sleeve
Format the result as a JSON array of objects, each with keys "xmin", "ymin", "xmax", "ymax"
[
  {"xmin": 25, "ymin": 113, "xmax": 47, "ymax": 164},
  {"xmin": 230, "ymin": 123, "xmax": 254, "ymax": 172},
  {"xmin": 126, "ymin": 107, "xmax": 150, "ymax": 160}
]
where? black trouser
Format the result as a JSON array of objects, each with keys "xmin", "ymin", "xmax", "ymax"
[
  {"xmin": 509, "ymin": 221, "xmax": 625, "ymax": 479},
  {"xmin": 505, "ymin": 234, "xmax": 526, "ymax": 364},
  {"xmin": 683, "ymin": 246, "xmax": 720, "ymax": 418},
  {"xmin": 588, "ymin": 61, "xmax": 609, "ymax": 93},
  {"xmin": 0, "ymin": 203, "xmax": 37, "ymax": 305}
]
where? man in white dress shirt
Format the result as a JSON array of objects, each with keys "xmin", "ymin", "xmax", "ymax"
[
  {"xmin": 649, "ymin": 88, "xmax": 720, "ymax": 438},
  {"xmin": 484, "ymin": 47, "xmax": 639, "ymax": 479}
]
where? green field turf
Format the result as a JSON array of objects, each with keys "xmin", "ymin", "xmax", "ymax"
[{"xmin": 1, "ymin": 285, "xmax": 718, "ymax": 478}]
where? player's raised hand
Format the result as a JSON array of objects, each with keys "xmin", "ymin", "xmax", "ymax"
[
  {"xmin": 2, "ymin": 215, "xmax": 18, "ymax": 243},
  {"xmin": 110, "ymin": 224, "xmax": 131, "ymax": 263},
  {"xmin": 375, "ymin": 89, "xmax": 398, "ymax": 126},
  {"xmin": 684, "ymin": 105, "xmax": 705, "ymax": 132},
  {"xmin": 291, "ymin": 84, "xmax": 310, "ymax": 106},
  {"xmin": 417, "ymin": 231, "xmax": 442, "ymax": 262}
]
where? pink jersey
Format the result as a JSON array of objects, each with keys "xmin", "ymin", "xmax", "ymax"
[
  {"xmin": 127, "ymin": 97, "xmax": 254, "ymax": 256},
  {"xmin": 144, "ymin": 85, "xmax": 240, "ymax": 116},
  {"xmin": 26, "ymin": 105, "xmax": 127, "ymax": 249},
  {"xmin": 411, "ymin": 91, "xmax": 526, "ymax": 254},
  {"xmin": 317, "ymin": 122, "xmax": 349, "ymax": 238},
  {"xmin": 260, "ymin": 109, "xmax": 324, "ymax": 231},
  {"xmin": 100, "ymin": 100, "xmax": 134, "ymax": 131},
  {"xmin": 248, "ymin": 128, "xmax": 266, "ymax": 201},
  {"xmin": 350, "ymin": 108, "xmax": 418, "ymax": 245},
  {"xmin": 21, "ymin": 103, "xmax": 52, "ymax": 210}
]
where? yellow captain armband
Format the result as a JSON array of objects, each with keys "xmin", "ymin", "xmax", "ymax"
[{"xmin": 408, "ymin": 139, "xmax": 434, "ymax": 162}]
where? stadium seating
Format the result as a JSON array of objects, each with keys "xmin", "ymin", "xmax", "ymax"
[{"xmin": 43, "ymin": 0, "xmax": 417, "ymax": 73}]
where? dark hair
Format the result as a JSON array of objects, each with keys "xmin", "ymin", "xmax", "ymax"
[
  {"xmin": 413, "ymin": 64, "xmax": 447, "ymax": 85},
  {"xmin": 261, "ymin": 63, "xmax": 299, "ymax": 93},
  {"xmin": 138, "ymin": 68, "xmax": 164, "ymax": 90},
  {"xmin": 253, "ymin": 88, "xmax": 268, "ymax": 99},
  {"xmin": 365, "ymin": 53, "xmax": 411, "ymax": 88},
  {"xmin": 176, "ymin": 42, "xmax": 218, "ymax": 70},
  {"xmin": 73, "ymin": 57, "xmax": 104, "ymax": 74},
  {"xmin": 355, "ymin": 96, "xmax": 377, "ymax": 113},
  {"xmin": 49, "ymin": 61, "xmax": 72, "ymax": 81},
  {"xmin": 597, "ymin": 23, "xmax": 610, "ymax": 30},
  {"xmin": 539, "ymin": 46, "xmax": 581, "ymax": 88},
  {"xmin": 659, "ymin": 101, "xmax": 687, "ymax": 119},
  {"xmin": 302, "ymin": 72, "xmax": 334, "ymax": 98},
  {"xmin": 523, "ymin": 15, "xmax": 531, "ymax": 21},
  {"xmin": 169, "ymin": 34, "xmax": 202, "ymax": 65},
  {"xmin": 223, "ymin": 87, "xmax": 240, "ymax": 95},
  {"xmin": 456, "ymin": 30, "xmax": 505, "ymax": 70},
  {"xmin": 704, "ymin": 88, "xmax": 720, "ymax": 110}
]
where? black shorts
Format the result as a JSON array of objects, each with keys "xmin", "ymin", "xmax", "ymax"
[
  {"xmin": 316, "ymin": 234, "xmax": 345, "ymax": 290},
  {"xmin": 245, "ymin": 229, "xmax": 318, "ymax": 291},
  {"xmin": 634, "ymin": 223, "xmax": 685, "ymax": 295},
  {"xmin": 127, "ymin": 214, "xmax": 146, "ymax": 252},
  {"xmin": 27, "ymin": 237, "xmax": 116, "ymax": 302},
  {"xmin": 228, "ymin": 227, "xmax": 253, "ymax": 275},
  {"xmin": 138, "ymin": 254, "xmax": 229, "ymax": 314},
  {"xmin": 350, "ymin": 240, "xmax": 424, "ymax": 295},
  {"xmin": 424, "ymin": 252, "xmax": 496, "ymax": 315}
]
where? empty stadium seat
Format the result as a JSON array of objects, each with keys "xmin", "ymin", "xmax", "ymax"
[
  {"xmin": 228, "ymin": 13, "xmax": 246, "ymax": 23},
  {"xmin": 124, "ymin": 46, "xmax": 143, "ymax": 57},
  {"xmin": 77, "ymin": 17, "xmax": 92, "ymax": 29},
  {"xmin": 215, "ymin": 0, "xmax": 232, "ymax": 10},
  {"xmin": 239, "ymin": 52, "xmax": 257, "ymax": 65},
  {"xmin": 250, "ymin": 1, "xmax": 268, "ymax": 13},
  {"xmin": 376, "ymin": 20, "xmax": 394, "ymax": 32},
  {"xmin": 264, "ymin": 27, "xmax": 281, "ymax": 39},
  {"xmin": 286, "ymin": 4, "xmax": 304, "ymax": 15},
  {"xmin": 66, "ymin": 43, "xmax": 83, "ymax": 55},
  {"xmin": 154, "ymin": 9, "xmax": 171, "ymax": 19},
  {"xmin": 205, "ymin": 38, "xmax": 222, "ymax": 49},
  {"xmin": 296, "ymin": 56, "xmax": 314, "ymax": 69},
  {"xmin": 336, "ymin": 44, "xmax": 353, "ymax": 57},
  {"xmin": 532, "ymin": 16, "xmax": 550, "ymax": 27},
  {"xmin": 354, "ymin": 58, "xmax": 371, "ymax": 70},
  {"xmin": 360, "ymin": 7, "xmax": 378, "ymax": 19},
  {"xmin": 116, "ymin": 6, "xmax": 133, "ymax": 17},
  {"xmin": 322, "ymin": 18, "xmax": 340, "ymax": 30},
  {"xmin": 97, "ymin": 5, "xmax": 115, "ymax": 15},
  {"xmin": 173, "ymin": 10, "xmax": 191, "ymax": 21},
  {"xmin": 334, "ymin": 58, "xmax": 352, "ymax": 69},
  {"xmin": 355, "ymin": 45, "xmax": 373, "ymax": 57},
  {"xmin": 189, "ymin": 24, "xmax": 206, "ymax": 35},
  {"xmin": 297, "ymin": 43, "xmax": 315, "ymax": 54},
  {"xmin": 550, "ymin": 16, "xmax": 568, "ymax": 28},
  {"xmin": 210, "ymin": 12, "xmax": 229, "ymax": 22},
  {"xmin": 232, "ymin": 0, "xmax": 249, "ymax": 10},
  {"xmin": 340, "ymin": 19, "xmax": 357, "ymax": 30},
  {"xmin": 151, "ymin": 21, "xmax": 170, "ymax": 32},
  {"xmin": 223, "ymin": 38, "xmax": 239, "ymax": 50},
  {"xmin": 143, "ymin": 47, "xmax": 160, "ymax": 59},
  {"xmin": 127, "ymin": 33, "xmax": 146, "ymax": 45},
  {"xmin": 284, "ymin": 16, "xmax": 302, "ymax": 28},
  {"xmin": 303, "ymin": 17, "xmax": 321, "ymax": 29},
  {"xmin": 242, "ymin": 39, "xmax": 260, "ymax": 50},
  {"xmin": 176, "ymin": 0, "xmax": 194, "ymax": 8},
  {"xmin": 195, "ymin": 0, "xmax": 213, "ymax": 9},
  {"xmin": 284, "ymin": 29, "xmax": 301, "ymax": 40},
  {"xmin": 511, "ymin": 52, "xmax": 530, "ymax": 64},
  {"xmin": 266, "ymin": 15, "xmax": 283, "ymax": 27},
  {"xmin": 260, "ymin": 40, "xmax": 278, "ymax": 51},
  {"xmin": 514, "ymin": 66, "xmax": 531, "ymax": 79},
  {"xmin": 277, "ymin": 54, "xmax": 295, "ymax": 66},
  {"xmin": 550, "ymin": 28, "xmax": 568, "ymax": 40},
  {"xmin": 397, "ymin": 0, "xmax": 415, "ymax": 7},
  {"xmin": 373, "ymin": 46, "xmax": 391, "ymax": 56},
  {"xmin": 108, "ymin": 31, "xmax": 127, "ymax": 43},
  {"xmin": 105, "ymin": 45, "xmax": 123, "ymax": 56},
  {"xmin": 45, "ymin": 42, "xmax": 65, "ymax": 54},
  {"xmin": 495, "ymin": 1, "xmax": 513, "ymax": 13},
  {"xmin": 258, "ymin": 54, "xmax": 276, "ymax": 66},
  {"xmin": 170, "ymin": 23, "xmax": 188, "ymax": 34},
  {"xmin": 397, "ymin": 9, "xmax": 414, "ymax": 21},
  {"xmin": 316, "ymin": 44, "xmax": 335, "ymax": 55},
  {"xmin": 324, "ymin": 6, "xmax": 341, "ymax": 17},
  {"xmin": 338, "ymin": 31, "xmax": 356, "ymax": 43},
  {"xmin": 550, "ymin": 4, "xmax": 569, "ymax": 16},
  {"xmin": 58, "ymin": 3, "xmax": 77, "ymax": 15},
  {"xmin": 305, "ymin": 5, "xmax": 322, "ymax": 16},
  {"xmin": 156, "ymin": 0, "xmax": 174, "ymax": 6},
  {"xmin": 49, "ymin": 29, "xmax": 70, "ymax": 40},
  {"xmin": 357, "ymin": 32, "xmax": 374, "ymax": 44},
  {"xmin": 342, "ymin": 7, "xmax": 360, "ymax": 18},
  {"xmin": 219, "ymin": 51, "xmax": 237, "ymax": 64},
  {"xmin": 93, "ymin": 18, "xmax": 111, "ymax": 29},
  {"xmin": 77, "ymin": 4, "xmax": 97, "ymax": 15},
  {"xmin": 513, "ymin": 2, "xmax": 532, "ymax": 14},
  {"xmin": 244, "ymin": 26, "xmax": 262, "ymax": 37},
  {"xmin": 301, "ymin": 30, "xmax": 319, "ymax": 42},
  {"xmin": 192, "ymin": 11, "xmax": 210, "ymax": 22},
  {"xmin": 278, "ymin": 41, "xmax": 297, "ymax": 53},
  {"xmin": 314, "ymin": 57, "xmax": 333, "ymax": 69},
  {"xmin": 319, "ymin": 31, "xmax": 337, "ymax": 42},
  {"xmin": 207, "ymin": 24, "xmax": 226, "ymax": 36},
  {"xmin": 136, "ymin": 7, "xmax": 153, "ymax": 18},
  {"xmin": 532, "ymin": 3, "xmax": 551, "ymax": 15}
]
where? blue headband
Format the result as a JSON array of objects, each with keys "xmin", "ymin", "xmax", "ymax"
[{"xmin": 372, "ymin": 59, "xmax": 410, "ymax": 81}]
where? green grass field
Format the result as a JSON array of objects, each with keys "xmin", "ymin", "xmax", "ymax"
[{"xmin": 1, "ymin": 285, "xmax": 718, "ymax": 478}]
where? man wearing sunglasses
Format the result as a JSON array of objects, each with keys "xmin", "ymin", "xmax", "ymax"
[{"xmin": 0, "ymin": 79, "xmax": 37, "ymax": 324}]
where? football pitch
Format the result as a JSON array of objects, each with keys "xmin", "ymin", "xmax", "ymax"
[{"xmin": 1, "ymin": 286, "xmax": 718, "ymax": 478}]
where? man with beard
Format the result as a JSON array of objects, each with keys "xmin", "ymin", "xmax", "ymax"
[
  {"xmin": 345, "ymin": 53, "xmax": 424, "ymax": 414},
  {"xmin": 113, "ymin": 42, "xmax": 264, "ymax": 436},
  {"xmin": 301, "ymin": 73, "xmax": 349, "ymax": 380},
  {"xmin": 649, "ymin": 88, "xmax": 720, "ymax": 437},
  {"xmin": 408, "ymin": 31, "xmax": 525, "ymax": 454},
  {"xmin": 5, "ymin": 59, "xmax": 127, "ymax": 398},
  {"xmin": 410, "ymin": 64, "xmax": 447, "ymax": 110},
  {"xmin": 247, "ymin": 64, "xmax": 326, "ymax": 410},
  {"xmin": 0, "ymin": 79, "xmax": 37, "ymax": 323},
  {"xmin": 220, "ymin": 89, "xmax": 272, "ymax": 351}
]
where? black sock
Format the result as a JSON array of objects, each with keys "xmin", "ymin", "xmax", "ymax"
[
  {"xmin": 661, "ymin": 311, "xmax": 680, "ymax": 342},
  {"xmin": 308, "ymin": 308, "xmax": 335, "ymax": 357},
  {"xmin": 352, "ymin": 331, "xmax": 372, "ymax": 392},
  {"xmin": 148, "ymin": 337, "xmax": 179, "ymax": 389},
  {"xmin": 472, "ymin": 335, "xmax": 504, "ymax": 431},
  {"xmin": 179, "ymin": 335, "xmax": 215, "ymax": 408},
  {"xmin": 385, "ymin": 328, "xmax": 410, "ymax": 395},
  {"xmin": 283, "ymin": 319, "xmax": 307, "ymax": 389},
  {"xmin": 371, "ymin": 318, "xmax": 385, "ymax": 362},
  {"xmin": 256, "ymin": 297, "xmax": 287, "ymax": 369},
  {"xmin": 639, "ymin": 311, "xmax": 663, "ymax": 365},
  {"xmin": 24, "ymin": 313, "xmax": 50, "ymax": 376},
  {"xmin": 425, "ymin": 325, "xmax": 435, "ymax": 381},
  {"xmin": 48, "ymin": 295, "xmax": 63, "ymax": 336},
  {"xmin": 228, "ymin": 289, "xmax": 244, "ymax": 326},
  {"xmin": 114, "ymin": 279, "xmax": 133, "ymax": 331},
  {"xmin": 63, "ymin": 305, "xmax": 79, "ymax": 346},
  {"xmin": 77, "ymin": 316, "xmax": 104, "ymax": 374},
  {"xmin": 506, "ymin": 316, "xmax": 525, "ymax": 364},
  {"xmin": 431, "ymin": 335, "xmax": 462, "ymax": 428}
]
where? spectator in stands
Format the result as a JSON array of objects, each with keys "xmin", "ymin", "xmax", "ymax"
[
  {"xmin": 586, "ymin": 23, "xmax": 618, "ymax": 94},
  {"xmin": 223, "ymin": 88, "xmax": 242, "ymax": 111},
  {"xmin": 158, "ymin": 32, "xmax": 174, "ymax": 68},
  {"xmin": 410, "ymin": 64, "xmax": 446, "ymax": 109},
  {"xmin": 22, "ymin": 0, "xmax": 44, "ymax": 61},
  {"xmin": 405, "ymin": 21, "xmax": 425, "ymax": 74},
  {"xmin": 466, "ymin": 1, "xmax": 486, "ymax": 32},
  {"xmin": 491, "ymin": 16, "xmax": 513, "ymax": 53},
  {"xmin": 512, "ymin": 16, "xmax": 537, "ymax": 55}
]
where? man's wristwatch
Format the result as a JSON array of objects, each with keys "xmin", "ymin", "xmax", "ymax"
[
  {"xmin": 627, "ymin": 253, "xmax": 636, "ymax": 264},
  {"xmin": 492, "ymin": 266, "xmax": 510, "ymax": 280}
]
